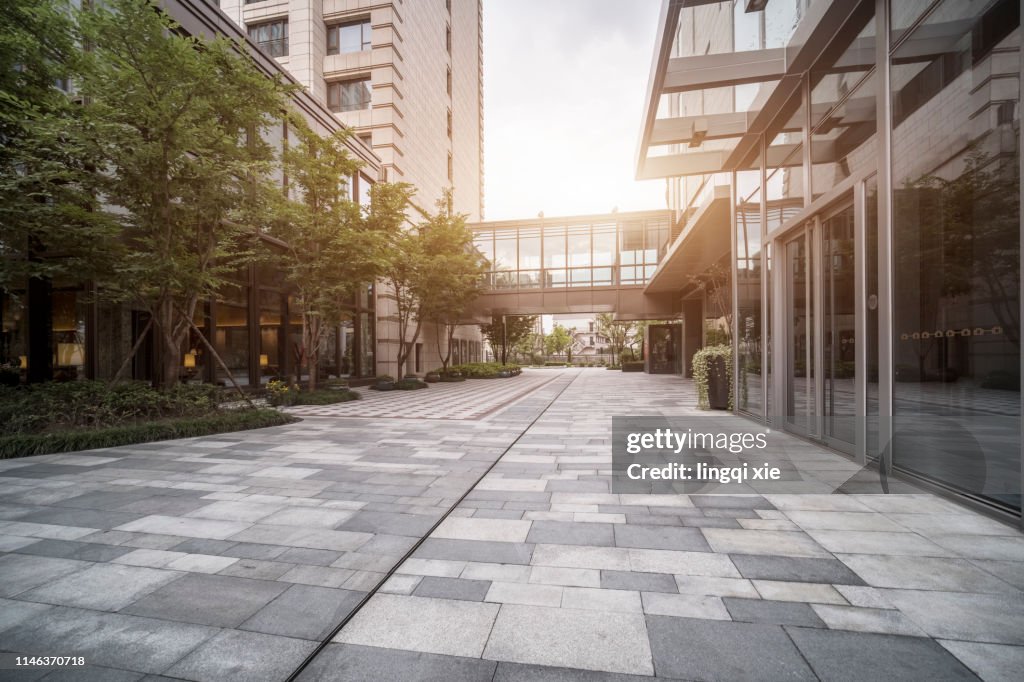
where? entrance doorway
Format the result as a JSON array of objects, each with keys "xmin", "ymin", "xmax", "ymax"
[{"xmin": 782, "ymin": 201, "xmax": 857, "ymax": 453}]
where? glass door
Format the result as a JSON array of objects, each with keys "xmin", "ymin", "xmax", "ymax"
[
  {"xmin": 822, "ymin": 204, "xmax": 856, "ymax": 452},
  {"xmin": 785, "ymin": 229, "xmax": 815, "ymax": 435}
]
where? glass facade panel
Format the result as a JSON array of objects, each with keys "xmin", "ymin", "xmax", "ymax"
[
  {"xmin": 215, "ymin": 285, "xmax": 250, "ymax": 386},
  {"xmin": 494, "ymin": 229, "xmax": 517, "ymax": 272},
  {"xmin": 1, "ymin": 293, "xmax": 27, "ymax": 382},
  {"xmin": 592, "ymin": 224, "xmax": 615, "ymax": 267},
  {"xmin": 567, "ymin": 226, "xmax": 590, "ymax": 267},
  {"xmin": 822, "ymin": 205, "xmax": 856, "ymax": 447},
  {"xmin": 890, "ymin": 0, "xmax": 1020, "ymax": 510},
  {"xmin": 736, "ymin": 170, "xmax": 763, "ymax": 416},
  {"xmin": 52, "ymin": 290, "xmax": 85, "ymax": 382},
  {"xmin": 258, "ymin": 290, "xmax": 282, "ymax": 384}
]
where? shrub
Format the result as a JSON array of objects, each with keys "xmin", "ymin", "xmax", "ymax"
[
  {"xmin": 693, "ymin": 344, "xmax": 733, "ymax": 410},
  {"xmin": 396, "ymin": 378, "xmax": 429, "ymax": 390},
  {"xmin": 265, "ymin": 379, "xmax": 299, "ymax": 407},
  {"xmin": 0, "ymin": 380, "xmax": 222, "ymax": 436},
  {"xmin": 447, "ymin": 362, "xmax": 522, "ymax": 379},
  {"xmin": 0, "ymin": 409, "xmax": 296, "ymax": 459},
  {"xmin": 622, "ymin": 361, "xmax": 645, "ymax": 372},
  {"xmin": 292, "ymin": 389, "xmax": 360, "ymax": 405},
  {"xmin": 606, "ymin": 365, "xmax": 621, "ymax": 370}
]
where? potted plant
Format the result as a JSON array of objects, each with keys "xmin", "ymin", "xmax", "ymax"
[
  {"xmin": 693, "ymin": 345, "xmax": 732, "ymax": 410},
  {"xmin": 424, "ymin": 371, "xmax": 442, "ymax": 383},
  {"xmin": 373, "ymin": 374, "xmax": 396, "ymax": 391}
]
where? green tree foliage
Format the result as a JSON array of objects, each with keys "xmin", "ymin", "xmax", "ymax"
[
  {"xmin": 545, "ymin": 324, "xmax": 573, "ymax": 359},
  {"xmin": 595, "ymin": 313, "xmax": 631, "ymax": 365},
  {"xmin": 480, "ymin": 315, "xmax": 538, "ymax": 365},
  {"xmin": 0, "ymin": 0, "xmax": 118, "ymax": 293},
  {"xmin": 72, "ymin": 0, "xmax": 291, "ymax": 388},
  {"xmin": 418, "ymin": 192, "xmax": 489, "ymax": 372},
  {"xmin": 272, "ymin": 115, "xmax": 397, "ymax": 389}
]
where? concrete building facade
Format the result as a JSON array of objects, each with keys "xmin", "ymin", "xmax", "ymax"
[{"xmin": 218, "ymin": 0, "xmax": 485, "ymax": 378}]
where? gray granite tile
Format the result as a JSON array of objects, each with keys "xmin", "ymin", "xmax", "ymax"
[
  {"xmin": 787, "ymin": 627, "xmax": 977, "ymax": 681},
  {"xmin": 612, "ymin": 524, "xmax": 710, "ymax": 551},
  {"xmin": 645, "ymin": 616, "xmax": 815, "ymax": 681},
  {"xmin": 730, "ymin": 554, "xmax": 866, "ymax": 585},
  {"xmin": 527, "ymin": 521, "xmax": 614, "ymax": 547},
  {"xmin": 0, "ymin": 606, "xmax": 218, "ymax": 675},
  {"xmin": 415, "ymin": 538, "xmax": 535, "ymax": 565},
  {"xmin": 296, "ymin": 643, "xmax": 496, "ymax": 682},
  {"xmin": 0, "ymin": 554, "xmax": 89, "ymax": 598},
  {"xmin": 723, "ymin": 597, "xmax": 826, "ymax": 627},
  {"xmin": 122, "ymin": 573, "xmax": 289, "ymax": 628},
  {"xmin": 165, "ymin": 629, "xmax": 316, "ymax": 682},
  {"xmin": 241, "ymin": 584, "xmax": 364, "ymax": 640},
  {"xmin": 600, "ymin": 570, "xmax": 678, "ymax": 593},
  {"xmin": 414, "ymin": 576, "xmax": 491, "ymax": 601},
  {"xmin": 20, "ymin": 563, "xmax": 180, "ymax": 611}
]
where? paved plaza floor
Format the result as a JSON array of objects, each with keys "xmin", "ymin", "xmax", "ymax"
[{"xmin": 1, "ymin": 369, "xmax": 1023, "ymax": 681}]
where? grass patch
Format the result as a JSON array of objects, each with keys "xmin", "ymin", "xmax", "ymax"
[{"xmin": 0, "ymin": 409, "xmax": 298, "ymax": 460}]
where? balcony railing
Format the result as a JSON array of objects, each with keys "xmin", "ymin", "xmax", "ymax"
[
  {"xmin": 256, "ymin": 38, "xmax": 288, "ymax": 58},
  {"xmin": 481, "ymin": 265, "xmax": 658, "ymax": 291}
]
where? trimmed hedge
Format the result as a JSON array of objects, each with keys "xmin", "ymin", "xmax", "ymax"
[
  {"xmin": 292, "ymin": 389, "xmax": 361, "ymax": 405},
  {"xmin": 447, "ymin": 362, "xmax": 522, "ymax": 378},
  {"xmin": 622, "ymin": 361, "xmax": 645, "ymax": 372},
  {"xmin": 396, "ymin": 378, "xmax": 428, "ymax": 390},
  {"xmin": 0, "ymin": 409, "xmax": 298, "ymax": 460}
]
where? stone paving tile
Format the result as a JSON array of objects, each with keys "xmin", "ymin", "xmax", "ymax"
[
  {"xmin": 836, "ymin": 553, "xmax": 1020, "ymax": 593},
  {"xmin": 641, "ymin": 592, "xmax": 731, "ymax": 620},
  {"xmin": 729, "ymin": 553, "xmax": 867, "ymax": 584},
  {"xmin": 645, "ymin": 616, "xmax": 816, "ymax": 681},
  {"xmin": 937, "ymin": 640, "xmax": 1024, "ymax": 682},
  {"xmin": 296, "ymin": 643, "xmax": 497, "ymax": 682},
  {"xmin": 786, "ymin": 627, "xmax": 978, "ymax": 682},
  {"xmin": 164, "ymin": 629, "xmax": 317, "ymax": 682},
  {"xmin": 0, "ymin": 606, "xmax": 219, "ymax": 675},
  {"xmin": 334, "ymin": 593, "xmax": 500, "ymax": 658},
  {"xmin": 810, "ymin": 604, "xmax": 927, "ymax": 637},
  {"xmin": 483, "ymin": 603, "xmax": 654, "ymax": 675},
  {"xmin": 241, "ymin": 584, "xmax": 364, "ymax": 640},
  {"xmin": 723, "ymin": 597, "xmax": 826, "ymax": 627},
  {"xmin": 122, "ymin": 573, "xmax": 289, "ymax": 628},
  {"xmin": 3, "ymin": 369, "xmax": 1023, "ymax": 681},
  {"xmin": 19, "ymin": 563, "xmax": 180, "ymax": 611},
  {"xmin": 413, "ymin": 576, "xmax": 491, "ymax": 601}
]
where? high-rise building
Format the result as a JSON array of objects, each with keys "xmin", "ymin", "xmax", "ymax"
[
  {"xmin": 219, "ymin": 0, "xmax": 486, "ymax": 377},
  {"xmin": 218, "ymin": 0, "xmax": 484, "ymax": 221}
]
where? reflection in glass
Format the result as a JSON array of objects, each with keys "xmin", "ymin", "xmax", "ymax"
[
  {"xmin": 822, "ymin": 206, "xmax": 856, "ymax": 448},
  {"xmin": 736, "ymin": 171, "xmax": 762, "ymax": 416},
  {"xmin": 216, "ymin": 285, "xmax": 250, "ymax": 386},
  {"xmin": 890, "ymin": 0, "xmax": 1020, "ymax": 510}
]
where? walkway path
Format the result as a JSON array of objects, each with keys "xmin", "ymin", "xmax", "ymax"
[{"xmin": 0, "ymin": 369, "xmax": 1022, "ymax": 681}]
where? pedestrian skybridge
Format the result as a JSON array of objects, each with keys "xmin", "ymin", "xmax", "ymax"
[{"xmin": 468, "ymin": 210, "xmax": 684, "ymax": 318}]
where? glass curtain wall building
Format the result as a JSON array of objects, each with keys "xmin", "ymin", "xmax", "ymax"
[{"xmin": 639, "ymin": 0, "xmax": 1021, "ymax": 520}]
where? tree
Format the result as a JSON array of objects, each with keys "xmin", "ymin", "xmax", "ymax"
[
  {"xmin": 595, "ymin": 313, "xmax": 630, "ymax": 365},
  {"xmin": 480, "ymin": 314, "xmax": 538, "ymax": 365},
  {"xmin": 75, "ymin": 0, "xmax": 290, "ymax": 389},
  {"xmin": 271, "ymin": 115, "xmax": 392, "ymax": 390},
  {"xmin": 0, "ymin": 0, "xmax": 118, "ymax": 301},
  {"xmin": 418, "ymin": 192, "xmax": 489, "ymax": 372},
  {"xmin": 545, "ymin": 324, "xmax": 572, "ymax": 359}
]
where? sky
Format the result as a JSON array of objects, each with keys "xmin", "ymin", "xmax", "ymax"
[{"xmin": 482, "ymin": 0, "xmax": 665, "ymax": 221}]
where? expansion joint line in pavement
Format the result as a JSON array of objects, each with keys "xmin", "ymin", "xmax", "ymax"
[{"xmin": 283, "ymin": 369, "xmax": 584, "ymax": 682}]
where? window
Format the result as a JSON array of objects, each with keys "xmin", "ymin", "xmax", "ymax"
[
  {"xmin": 247, "ymin": 19, "xmax": 288, "ymax": 58},
  {"xmin": 446, "ymin": 109, "xmax": 452, "ymax": 139},
  {"xmin": 327, "ymin": 19, "xmax": 371, "ymax": 55},
  {"xmin": 447, "ymin": 153, "xmax": 453, "ymax": 182},
  {"xmin": 446, "ymin": 67, "xmax": 452, "ymax": 96},
  {"xmin": 446, "ymin": 26, "xmax": 451, "ymax": 54},
  {"xmin": 327, "ymin": 78, "xmax": 371, "ymax": 112}
]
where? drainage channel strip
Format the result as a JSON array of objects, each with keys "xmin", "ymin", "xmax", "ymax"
[{"xmin": 283, "ymin": 369, "xmax": 584, "ymax": 682}]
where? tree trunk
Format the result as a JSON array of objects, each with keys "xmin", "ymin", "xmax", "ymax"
[
  {"xmin": 155, "ymin": 297, "xmax": 180, "ymax": 390},
  {"xmin": 444, "ymin": 323, "xmax": 458, "ymax": 370},
  {"xmin": 304, "ymin": 313, "xmax": 319, "ymax": 391}
]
